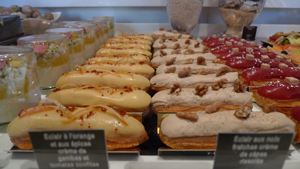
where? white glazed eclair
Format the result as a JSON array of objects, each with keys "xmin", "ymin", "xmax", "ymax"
[
  {"xmin": 160, "ymin": 110, "xmax": 295, "ymax": 149},
  {"xmin": 151, "ymin": 53, "xmax": 216, "ymax": 68},
  {"xmin": 82, "ymin": 60, "xmax": 155, "ymax": 79},
  {"xmin": 105, "ymin": 37, "xmax": 152, "ymax": 46},
  {"xmin": 7, "ymin": 99, "xmax": 148, "ymax": 150},
  {"xmin": 152, "ymin": 86, "xmax": 252, "ymax": 114},
  {"xmin": 96, "ymin": 47, "xmax": 152, "ymax": 59},
  {"xmin": 90, "ymin": 54, "xmax": 150, "ymax": 65},
  {"xmin": 47, "ymin": 85, "xmax": 152, "ymax": 113},
  {"xmin": 151, "ymin": 30, "xmax": 191, "ymax": 39},
  {"xmin": 55, "ymin": 67, "xmax": 150, "ymax": 91},
  {"xmin": 150, "ymin": 72, "xmax": 238, "ymax": 91}
]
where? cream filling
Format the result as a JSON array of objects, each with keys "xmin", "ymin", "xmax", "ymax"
[
  {"xmin": 156, "ymin": 63, "xmax": 230, "ymax": 75},
  {"xmin": 161, "ymin": 111, "xmax": 295, "ymax": 138},
  {"xmin": 153, "ymin": 39, "xmax": 199, "ymax": 49},
  {"xmin": 0, "ymin": 86, "xmax": 41, "ymax": 123},
  {"xmin": 96, "ymin": 48, "xmax": 152, "ymax": 58},
  {"xmin": 47, "ymin": 88, "xmax": 152, "ymax": 109},
  {"xmin": 7, "ymin": 106, "xmax": 146, "ymax": 138},
  {"xmin": 82, "ymin": 63, "xmax": 154, "ymax": 75},
  {"xmin": 150, "ymin": 72, "xmax": 238, "ymax": 88},
  {"xmin": 55, "ymin": 72, "xmax": 150, "ymax": 90},
  {"xmin": 152, "ymin": 30, "xmax": 190, "ymax": 39},
  {"xmin": 69, "ymin": 51, "xmax": 85, "ymax": 70},
  {"xmin": 38, "ymin": 61, "xmax": 70, "ymax": 89},
  {"xmin": 84, "ymin": 43, "xmax": 96, "ymax": 59},
  {"xmin": 90, "ymin": 54, "xmax": 150, "ymax": 64},
  {"xmin": 151, "ymin": 53, "xmax": 216, "ymax": 66},
  {"xmin": 152, "ymin": 87, "xmax": 252, "ymax": 108},
  {"xmin": 153, "ymin": 47, "xmax": 206, "ymax": 58}
]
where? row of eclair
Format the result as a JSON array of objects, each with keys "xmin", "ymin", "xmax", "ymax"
[{"xmin": 7, "ymin": 30, "xmax": 156, "ymax": 150}]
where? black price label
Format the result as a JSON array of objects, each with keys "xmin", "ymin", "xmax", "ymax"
[
  {"xmin": 213, "ymin": 133, "xmax": 293, "ymax": 169},
  {"xmin": 29, "ymin": 130, "xmax": 108, "ymax": 169},
  {"xmin": 242, "ymin": 26, "xmax": 257, "ymax": 41}
]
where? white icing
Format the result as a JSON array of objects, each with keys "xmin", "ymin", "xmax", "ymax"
[
  {"xmin": 153, "ymin": 47, "xmax": 206, "ymax": 58},
  {"xmin": 151, "ymin": 53, "xmax": 216, "ymax": 67},
  {"xmin": 156, "ymin": 63, "xmax": 230, "ymax": 75},
  {"xmin": 161, "ymin": 111, "xmax": 295, "ymax": 138},
  {"xmin": 150, "ymin": 72, "xmax": 238, "ymax": 88},
  {"xmin": 89, "ymin": 54, "xmax": 150, "ymax": 64},
  {"xmin": 96, "ymin": 48, "xmax": 152, "ymax": 58},
  {"xmin": 152, "ymin": 87, "xmax": 252, "ymax": 108},
  {"xmin": 153, "ymin": 39, "xmax": 199, "ymax": 49}
]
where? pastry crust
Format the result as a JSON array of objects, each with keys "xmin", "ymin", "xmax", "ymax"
[
  {"xmin": 7, "ymin": 103, "xmax": 148, "ymax": 150},
  {"xmin": 90, "ymin": 54, "xmax": 150, "ymax": 65}
]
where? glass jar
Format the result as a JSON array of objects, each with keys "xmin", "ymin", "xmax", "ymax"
[
  {"xmin": 45, "ymin": 28, "xmax": 85, "ymax": 70},
  {"xmin": 17, "ymin": 34, "xmax": 70, "ymax": 90},
  {"xmin": 219, "ymin": 0, "xmax": 266, "ymax": 37},
  {"xmin": 93, "ymin": 17, "xmax": 110, "ymax": 42},
  {"xmin": 84, "ymin": 19, "xmax": 105, "ymax": 49},
  {"xmin": 0, "ymin": 46, "xmax": 41, "ymax": 123},
  {"xmin": 167, "ymin": 0, "xmax": 204, "ymax": 33},
  {"xmin": 61, "ymin": 22, "xmax": 97, "ymax": 60}
]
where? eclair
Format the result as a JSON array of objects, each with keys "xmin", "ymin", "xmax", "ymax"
[
  {"xmin": 82, "ymin": 60, "xmax": 155, "ymax": 79},
  {"xmin": 151, "ymin": 28, "xmax": 191, "ymax": 39},
  {"xmin": 160, "ymin": 109, "xmax": 295, "ymax": 149},
  {"xmin": 55, "ymin": 67, "xmax": 150, "ymax": 91},
  {"xmin": 153, "ymin": 38, "xmax": 200, "ymax": 51},
  {"xmin": 90, "ymin": 54, "xmax": 150, "ymax": 65},
  {"xmin": 153, "ymin": 48, "xmax": 209, "ymax": 58},
  {"xmin": 7, "ymin": 99, "xmax": 148, "ymax": 150},
  {"xmin": 102, "ymin": 41, "xmax": 151, "ymax": 51},
  {"xmin": 96, "ymin": 47, "xmax": 152, "ymax": 59},
  {"xmin": 151, "ymin": 53, "xmax": 217, "ymax": 68},
  {"xmin": 152, "ymin": 85, "xmax": 252, "ymax": 114},
  {"xmin": 47, "ymin": 85, "xmax": 152, "ymax": 114},
  {"xmin": 150, "ymin": 72, "xmax": 239, "ymax": 91}
]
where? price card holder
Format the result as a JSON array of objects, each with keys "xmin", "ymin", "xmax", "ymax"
[
  {"xmin": 29, "ymin": 130, "xmax": 109, "ymax": 169},
  {"xmin": 242, "ymin": 26, "xmax": 257, "ymax": 41},
  {"xmin": 213, "ymin": 133, "xmax": 294, "ymax": 169}
]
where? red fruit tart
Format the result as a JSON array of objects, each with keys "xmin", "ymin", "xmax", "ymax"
[
  {"xmin": 225, "ymin": 54, "xmax": 262, "ymax": 74},
  {"xmin": 291, "ymin": 106, "xmax": 300, "ymax": 143},
  {"xmin": 211, "ymin": 41, "xmax": 234, "ymax": 57},
  {"xmin": 202, "ymin": 34, "xmax": 219, "ymax": 46},
  {"xmin": 255, "ymin": 77, "xmax": 300, "ymax": 116}
]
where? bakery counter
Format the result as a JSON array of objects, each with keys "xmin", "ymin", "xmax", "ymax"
[{"xmin": 0, "ymin": 132, "xmax": 300, "ymax": 169}]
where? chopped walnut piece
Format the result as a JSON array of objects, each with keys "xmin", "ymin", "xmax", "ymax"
[
  {"xmin": 178, "ymin": 34, "xmax": 182, "ymax": 38},
  {"xmin": 185, "ymin": 39, "xmax": 190, "ymax": 44},
  {"xmin": 194, "ymin": 41, "xmax": 200, "ymax": 48},
  {"xmin": 196, "ymin": 68, "xmax": 211, "ymax": 75},
  {"xmin": 161, "ymin": 44, "xmax": 167, "ymax": 49},
  {"xmin": 216, "ymin": 66, "xmax": 232, "ymax": 77},
  {"xmin": 263, "ymin": 102, "xmax": 278, "ymax": 113},
  {"xmin": 188, "ymin": 35, "xmax": 194, "ymax": 39},
  {"xmin": 169, "ymin": 83, "xmax": 181, "ymax": 95},
  {"xmin": 159, "ymin": 39, "xmax": 165, "ymax": 44},
  {"xmin": 205, "ymin": 101, "xmax": 223, "ymax": 114},
  {"xmin": 151, "ymin": 34, "xmax": 160, "ymax": 39},
  {"xmin": 185, "ymin": 30, "xmax": 190, "ymax": 35},
  {"xmin": 195, "ymin": 83, "xmax": 208, "ymax": 96},
  {"xmin": 213, "ymin": 59, "xmax": 220, "ymax": 63},
  {"xmin": 178, "ymin": 67, "xmax": 191, "ymax": 78},
  {"xmin": 234, "ymin": 105, "xmax": 251, "ymax": 118},
  {"xmin": 171, "ymin": 49, "xmax": 181, "ymax": 54},
  {"xmin": 160, "ymin": 50, "xmax": 167, "ymax": 57},
  {"xmin": 212, "ymin": 79, "xmax": 228, "ymax": 90},
  {"xmin": 234, "ymin": 79, "xmax": 247, "ymax": 93},
  {"xmin": 159, "ymin": 27, "xmax": 165, "ymax": 31},
  {"xmin": 167, "ymin": 29, "xmax": 172, "ymax": 32},
  {"xmin": 183, "ymin": 58, "xmax": 194, "ymax": 64},
  {"xmin": 165, "ymin": 57, "xmax": 176, "ymax": 66},
  {"xmin": 161, "ymin": 34, "xmax": 166, "ymax": 38},
  {"xmin": 173, "ymin": 30, "xmax": 179, "ymax": 34},
  {"xmin": 172, "ymin": 37, "xmax": 178, "ymax": 42},
  {"xmin": 184, "ymin": 49, "xmax": 195, "ymax": 55},
  {"xmin": 197, "ymin": 56, "xmax": 206, "ymax": 65},
  {"xmin": 165, "ymin": 66, "xmax": 176, "ymax": 73},
  {"xmin": 203, "ymin": 46, "xmax": 210, "ymax": 53},
  {"xmin": 183, "ymin": 44, "xmax": 189, "ymax": 49},
  {"xmin": 173, "ymin": 43, "xmax": 180, "ymax": 50},
  {"xmin": 176, "ymin": 112, "xmax": 198, "ymax": 121}
]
